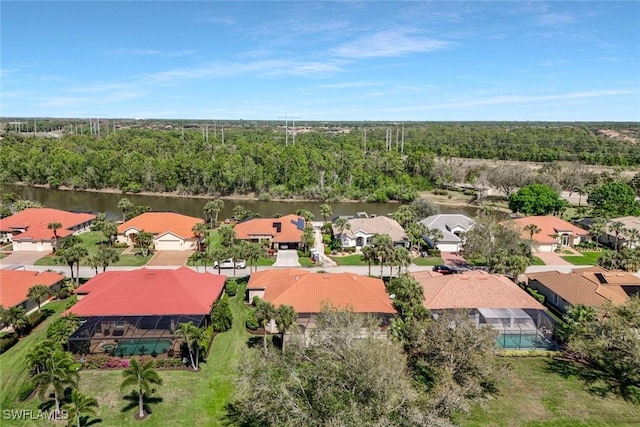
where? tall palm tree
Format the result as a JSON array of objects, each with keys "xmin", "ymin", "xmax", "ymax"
[
  {"xmin": 62, "ymin": 245, "xmax": 88, "ymax": 286},
  {"xmin": 47, "ymin": 222, "xmax": 62, "ymax": 252},
  {"xmin": 391, "ymin": 247, "xmax": 411, "ymax": 277},
  {"xmin": 589, "ymin": 217, "xmax": 607, "ymax": 247},
  {"xmin": 175, "ymin": 322, "xmax": 206, "ymax": 370},
  {"xmin": 319, "ymin": 204, "xmax": 332, "ymax": 223},
  {"xmin": 27, "ymin": 284, "xmax": 51, "ymax": 311},
  {"xmin": 524, "ymin": 224, "xmax": 542, "ymax": 242},
  {"xmin": 625, "ymin": 227, "xmax": 640, "ymax": 249},
  {"xmin": 32, "ymin": 349, "xmax": 80, "ymax": 415},
  {"xmin": 334, "ymin": 217, "xmax": 351, "ymax": 253},
  {"xmin": 2, "ymin": 306, "xmax": 27, "ymax": 332},
  {"xmin": 361, "ymin": 245, "xmax": 377, "ymax": 276},
  {"xmin": 425, "ymin": 228, "xmax": 443, "ymax": 248},
  {"xmin": 610, "ymin": 221, "xmax": 625, "ymax": 251},
  {"xmin": 217, "ymin": 225, "xmax": 236, "ymax": 248},
  {"xmin": 191, "ymin": 222, "xmax": 208, "ymax": 251},
  {"xmin": 64, "ymin": 389, "xmax": 99, "ymax": 427},
  {"xmin": 208, "ymin": 246, "xmax": 229, "ymax": 275},
  {"xmin": 47, "ymin": 315, "xmax": 81, "ymax": 345},
  {"xmin": 120, "ymin": 358, "xmax": 163, "ymax": 420},
  {"xmin": 203, "ymin": 199, "xmax": 224, "ymax": 229},
  {"xmin": 134, "ymin": 231, "xmax": 154, "ymax": 257},
  {"xmin": 26, "ymin": 339, "xmax": 61, "ymax": 375},
  {"xmin": 188, "ymin": 252, "xmax": 203, "ymax": 272},
  {"xmin": 96, "ymin": 246, "xmax": 119, "ymax": 272},
  {"xmin": 101, "ymin": 221, "xmax": 118, "ymax": 246},
  {"xmin": 117, "ymin": 198, "xmax": 134, "ymax": 223},
  {"xmin": 405, "ymin": 222, "xmax": 428, "ymax": 252},
  {"xmin": 372, "ymin": 234, "xmax": 393, "ymax": 277},
  {"xmin": 245, "ymin": 242, "xmax": 266, "ymax": 272},
  {"xmin": 254, "ymin": 299, "xmax": 277, "ymax": 352},
  {"xmin": 276, "ymin": 304, "xmax": 297, "ymax": 353}
]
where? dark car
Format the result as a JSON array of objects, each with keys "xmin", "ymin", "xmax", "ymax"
[{"xmin": 432, "ymin": 265, "xmax": 458, "ymax": 275}]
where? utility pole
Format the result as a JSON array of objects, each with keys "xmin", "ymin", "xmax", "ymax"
[
  {"xmin": 279, "ymin": 116, "xmax": 300, "ymax": 146},
  {"xmin": 401, "ymin": 124, "xmax": 405, "ymax": 153}
]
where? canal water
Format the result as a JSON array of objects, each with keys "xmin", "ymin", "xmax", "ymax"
[{"xmin": 3, "ymin": 184, "xmax": 483, "ymax": 221}]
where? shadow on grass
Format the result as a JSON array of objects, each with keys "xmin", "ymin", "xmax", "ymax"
[
  {"xmin": 546, "ymin": 357, "xmax": 640, "ymax": 404},
  {"xmin": 120, "ymin": 391, "xmax": 163, "ymax": 416},
  {"xmin": 246, "ymin": 336, "xmax": 262, "ymax": 349},
  {"xmin": 222, "ymin": 402, "xmax": 263, "ymax": 427}
]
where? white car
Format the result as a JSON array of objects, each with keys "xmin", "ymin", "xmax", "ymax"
[{"xmin": 214, "ymin": 258, "xmax": 247, "ymax": 269}]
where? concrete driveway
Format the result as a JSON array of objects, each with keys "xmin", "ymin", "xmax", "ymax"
[
  {"xmin": 0, "ymin": 251, "xmax": 47, "ymax": 267},
  {"xmin": 273, "ymin": 249, "xmax": 301, "ymax": 267},
  {"xmin": 534, "ymin": 251, "xmax": 572, "ymax": 266},
  {"xmin": 146, "ymin": 250, "xmax": 194, "ymax": 266}
]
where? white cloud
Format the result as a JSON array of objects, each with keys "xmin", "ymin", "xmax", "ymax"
[
  {"xmin": 535, "ymin": 13, "xmax": 576, "ymax": 26},
  {"xmin": 333, "ymin": 30, "xmax": 453, "ymax": 59}
]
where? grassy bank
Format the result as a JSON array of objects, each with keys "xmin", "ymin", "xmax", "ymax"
[{"xmin": 560, "ymin": 251, "xmax": 602, "ymax": 266}]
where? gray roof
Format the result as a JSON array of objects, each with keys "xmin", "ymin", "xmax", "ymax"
[{"xmin": 420, "ymin": 214, "xmax": 475, "ymax": 243}]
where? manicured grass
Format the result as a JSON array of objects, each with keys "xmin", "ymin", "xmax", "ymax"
[
  {"xmin": 255, "ymin": 257, "xmax": 276, "ymax": 267},
  {"xmin": 411, "ymin": 256, "xmax": 444, "ymax": 266},
  {"xmin": 1, "ymin": 287, "xmax": 253, "ymax": 426},
  {"xmin": 561, "ymin": 251, "xmax": 603, "ymax": 266},
  {"xmin": 461, "ymin": 357, "xmax": 640, "ymax": 426},
  {"xmin": 330, "ymin": 254, "xmax": 365, "ymax": 266},
  {"xmin": 0, "ymin": 299, "xmax": 70, "ymax": 409},
  {"xmin": 531, "ymin": 256, "xmax": 546, "ymax": 266},
  {"xmin": 34, "ymin": 232, "xmax": 152, "ymax": 267},
  {"xmin": 298, "ymin": 256, "xmax": 315, "ymax": 267}
]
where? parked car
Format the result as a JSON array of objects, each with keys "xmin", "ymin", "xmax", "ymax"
[
  {"xmin": 214, "ymin": 259, "xmax": 247, "ymax": 269},
  {"xmin": 432, "ymin": 265, "xmax": 459, "ymax": 275}
]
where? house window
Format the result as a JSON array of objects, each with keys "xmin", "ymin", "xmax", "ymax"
[
  {"xmin": 356, "ymin": 236, "xmax": 364, "ymax": 246},
  {"xmin": 561, "ymin": 234, "xmax": 569, "ymax": 246}
]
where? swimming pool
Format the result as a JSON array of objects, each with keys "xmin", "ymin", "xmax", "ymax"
[
  {"xmin": 497, "ymin": 333, "xmax": 551, "ymax": 350},
  {"xmin": 112, "ymin": 339, "xmax": 173, "ymax": 357}
]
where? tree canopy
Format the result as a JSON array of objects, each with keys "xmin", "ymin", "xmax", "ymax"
[{"xmin": 508, "ymin": 184, "xmax": 566, "ymax": 216}]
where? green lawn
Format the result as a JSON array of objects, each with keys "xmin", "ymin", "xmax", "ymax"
[
  {"xmin": 531, "ymin": 256, "xmax": 546, "ymax": 266},
  {"xmin": 254, "ymin": 257, "xmax": 276, "ymax": 267},
  {"xmin": 34, "ymin": 231, "xmax": 152, "ymax": 267},
  {"xmin": 461, "ymin": 357, "xmax": 640, "ymax": 426},
  {"xmin": 298, "ymin": 256, "xmax": 315, "ymax": 267},
  {"xmin": 330, "ymin": 254, "xmax": 365, "ymax": 266},
  {"xmin": 561, "ymin": 251, "xmax": 603, "ymax": 266},
  {"xmin": 0, "ymin": 299, "xmax": 71, "ymax": 409},
  {"xmin": 1, "ymin": 286, "xmax": 253, "ymax": 427},
  {"xmin": 411, "ymin": 256, "xmax": 444, "ymax": 266}
]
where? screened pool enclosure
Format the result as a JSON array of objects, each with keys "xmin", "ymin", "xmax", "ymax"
[{"xmin": 67, "ymin": 314, "xmax": 206, "ymax": 357}]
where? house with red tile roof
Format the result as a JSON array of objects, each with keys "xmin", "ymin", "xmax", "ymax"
[
  {"xmin": 0, "ymin": 208, "xmax": 95, "ymax": 252},
  {"xmin": 65, "ymin": 267, "xmax": 225, "ymax": 357},
  {"xmin": 411, "ymin": 270, "xmax": 553, "ymax": 349},
  {"xmin": 526, "ymin": 266, "xmax": 636, "ymax": 313},
  {"xmin": 0, "ymin": 269, "xmax": 65, "ymax": 312},
  {"xmin": 247, "ymin": 269, "xmax": 395, "ymax": 336},
  {"xmin": 504, "ymin": 215, "xmax": 588, "ymax": 252},
  {"xmin": 116, "ymin": 212, "xmax": 204, "ymax": 251},
  {"xmin": 234, "ymin": 214, "xmax": 305, "ymax": 249}
]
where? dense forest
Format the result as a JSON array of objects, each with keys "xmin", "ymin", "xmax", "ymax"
[{"xmin": 0, "ymin": 121, "xmax": 639, "ymax": 201}]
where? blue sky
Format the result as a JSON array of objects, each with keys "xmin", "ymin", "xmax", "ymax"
[{"xmin": 2, "ymin": 1, "xmax": 639, "ymax": 121}]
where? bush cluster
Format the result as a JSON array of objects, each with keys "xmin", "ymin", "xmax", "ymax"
[
  {"xmin": 0, "ymin": 333, "xmax": 18, "ymax": 354},
  {"xmin": 245, "ymin": 311, "xmax": 259, "ymax": 330},
  {"xmin": 17, "ymin": 380, "xmax": 36, "ymax": 401},
  {"xmin": 225, "ymin": 279, "xmax": 239, "ymax": 297}
]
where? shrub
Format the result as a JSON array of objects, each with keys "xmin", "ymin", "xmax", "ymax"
[
  {"xmin": 252, "ymin": 296, "xmax": 261, "ymax": 306},
  {"xmin": 17, "ymin": 380, "xmax": 36, "ymax": 401},
  {"xmin": 525, "ymin": 287, "xmax": 545, "ymax": 304},
  {"xmin": 83, "ymin": 355, "xmax": 131, "ymax": 369},
  {"xmin": 225, "ymin": 279, "xmax": 238, "ymax": 297},
  {"xmin": 211, "ymin": 295, "xmax": 233, "ymax": 332},
  {"xmin": 324, "ymin": 247, "xmax": 331, "ymax": 255},
  {"xmin": 433, "ymin": 189, "xmax": 448, "ymax": 196},
  {"xmin": 343, "ymin": 247, "xmax": 357, "ymax": 253},
  {"xmin": 0, "ymin": 333, "xmax": 18, "ymax": 354},
  {"xmin": 27, "ymin": 310, "xmax": 48, "ymax": 328},
  {"xmin": 245, "ymin": 310, "xmax": 259, "ymax": 330},
  {"xmin": 427, "ymin": 248, "xmax": 441, "ymax": 257},
  {"xmin": 56, "ymin": 289, "xmax": 71, "ymax": 300},
  {"xmin": 297, "ymin": 249, "xmax": 308, "ymax": 258},
  {"xmin": 153, "ymin": 358, "xmax": 185, "ymax": 368}
]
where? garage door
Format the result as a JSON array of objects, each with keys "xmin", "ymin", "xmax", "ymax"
[{"xmin": 155, "ymin": 239, "xmax": 183, "ymax": 251}]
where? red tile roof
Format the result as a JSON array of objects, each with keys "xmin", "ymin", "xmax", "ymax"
[
  {"xmin": 247, "ymin": 268, "xmax": 395, "ymax": 314},
  {"xmin": 527, "ymin": 267, "xmax": 630, "ymax": 307},
  {"xmin": 66, "ymin": 267, "xmax": 225, "ymax": 316},
  {"xmin": 411, "ymin": 270, "xmax": 545, "ymax": 310},
  {"xmin": 0, "ymin": 270, "xmax": 65, "ymax": 308},
  {"xmin": 505, "ymin": 216, "xmax": 588, "ymax": 244},
  {"xmin": 0, "ymin": 208, "xmax": 96, "ymax": 241},
  {"xmin": 234, "ymin": 214, "xmax": 305, "ymax": 243},
  {"xmin": 117, "ymin": 212, "xmax": 204, "ymax": 240}
]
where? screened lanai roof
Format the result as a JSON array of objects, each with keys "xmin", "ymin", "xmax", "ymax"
[
  {"xmin": 478, "ymin": 307, "xmax": 532, "ymax": 321},
  {"xmin": 68, "ymin": 314, "xmax": 205, "ymax": 341}
]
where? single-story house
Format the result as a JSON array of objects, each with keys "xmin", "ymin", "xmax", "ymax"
[
  {"xmin": 505, "ymin": 216, "xmax": 588, "ymax": 252},
  {"xmin": 411, "ymin": 270, "xmax": 553, "ymax": 349},
  {"xmin": 247, "ymin": 268, "xmax": 395, "ymax": 338},
  {"xmin": 603, "ymin": 216, "xmax": 640, "ymax": 249},
  {"xmin": 117, "ymin": 212, "xmax": 204, "ymax": 251},
  {"xmin": 419, "ymin": 214, "xmax": 475, "ymax": 252},
  {"xmin": 332, "ymin": 215, "xmax": 409, "ymax": 249},
  {"xmin": 0, "ymin": 270, "xmax": 66, "ymax": 312},
  {"xmin": 66, "ymin": 267, "xmax": 225, "ymax": 357},
  {"xmin": 234, "ymin": 214, "xmax": 305, "ymax": 250},
  {"xmin": 526, "ymin": 266, "xmax": 635, "ymax": 313},
  {"xmin": 0, "ymin": 208, "xmax": 96, "ymax": 252}
]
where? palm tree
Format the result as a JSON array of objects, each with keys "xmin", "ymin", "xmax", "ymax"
[
  {"xmin": 26, "ymin": 339, "xmax": 61, "ymax": 375},
  {"xmin": 244, "ymin": 242, "xmax": 266, "ymax": 272},
  {"xmin": 405, "ymin": 222, "xmax": 428, "ymax": 252},
  {"xmin": 391, "ymin": 247, "xmax": 411, "ymax": 276},
  {"xmin": 86, "ymin": 254, "xmax": 101, "ymax": 275},
  {"xmin": 589, "ymin": 217, "xmax": 607, "ymax": 247},
  {"xmin": 192, "ymin": 222, "xmax": 208, "ymax": 251},
  {"xmin": 3, "ymin": 306, "xmax": 27, "ymax": 333},
  {"xmin": 101, "ymin": 221, "xmax": 118, "ymax": 245},
  {"xmin": 372, "ymin": 234, "xmax": 394, "ymax": 277},
  {"xmin": 208, "ymin": 246, "xmax": 229, "ymax": 275},
  {"xmin": 63, "ymin": 245, "xmax": 88, "ymax": 286},
  {"xmin": 319, "ymin": 204, "xmax": 332, "ymax": 223},
  {"xmin": 47, "ymin": 315, "xmax": 80, "ymax": 344},
  {"xmin": 254, "ymin": 299, "xmax": 277, "ymax": 352},
  {"xmin": 294, "ymin": 209, "xmax": 314, "ymax": 222},
  {"xmin": 524, "ymin": 224, "xmax": 542, "ymax": 242},
  {"xmin": 117, "ymin": 198, "xmax": 134, "ymax": 222},
  {"xmin": 27, "ymin": 284, "xmax": 51, "ymax": 311},
  {"xmin": 64, "ymin": 389, "xmax": 98, "ymax": 427},
  {"xmin": 203, "ymin": 199, "xmax": 224, "ymax": 229},
  {"xmin": 610, "ymin": 221, "xmax": 625, "ymax": 250},
  {"xmin": 47, "ymin": 222, "xmax": 62, "ymax": 252},
  {"xmin": 390, "ymin": 205, "xmax": 417, "ymax": 227},
  {"xmin": 60, "ymin": 235, "xmax": 82, "ymax": 251},
  {"xmin": 334, "ymin": 217, "xmax": 351, "ymax": 253},
  {"xmin": 425, "ymin": 228, "xmax": 443, "ymax": 248},
  {"xmin": 361, "ymin": 245, "xmax": 377, "ymax": 276},
  {"xmin": 134, "ymin": 231, "xmax": 154, "ymax": 257},
  {"xmin": 96, "ymin": 246, "xmax": 119, "ymax": 272},
  {"xmin": 120, "ymin": 358, "xmax": 163, "ymax": 420},
  {"xmin": 217, "ymin": 225, "xmax": 236, "ymax": 248},
  {"xmin": 32, "ymin": 349, "xmax": 80, "ymax": 415},
  {"xmin": 276, "ymin": 304, "xmax": 297, "ymax": 353},
  {"xmin": 625, "ymin": 227, "xmax": 640, "ymax": 249},
  {"xmin": 188, "ymin": 251, "xmax": 204, "ymax": 272},
  {"xmin": 175, "ymin": 322, "xmax": 206, "ymax": 370}
]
